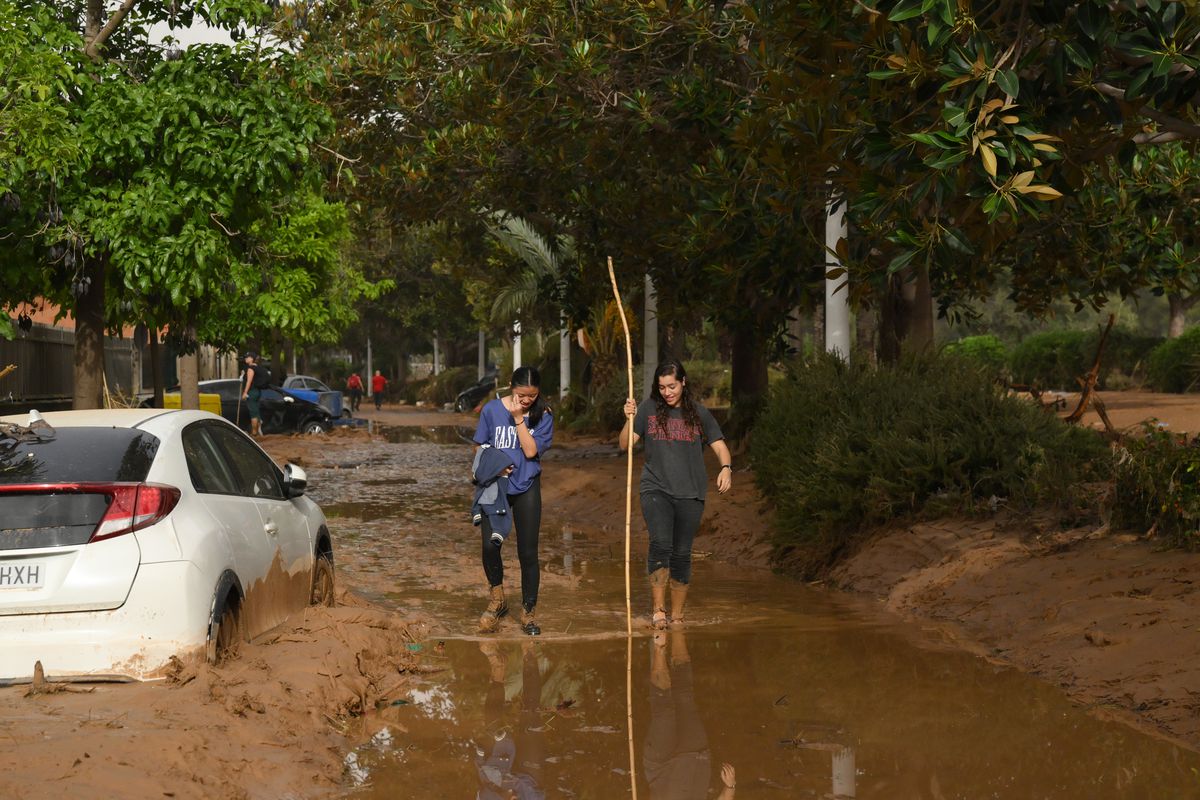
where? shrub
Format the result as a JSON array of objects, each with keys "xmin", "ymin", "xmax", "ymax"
[
  {"xmin": 1010, "ymin": 327, "xmax": 1159, "ymax": 390},
  {"xmin": 416, "ymin": 365, "xmax": 477, "ymax": 405},
  {"xmin": 943, "ymin": 335, "xmax": 1008, "ymax": 372},
  {"xmin": 751, "ymin": 354, "xmax": 1109, "ymax": 576},
  {"xmin": 1112, "ymin": 425, "xmax": 1200, "ymax": 548},
  {"xmin": 1146, "ymin": 326, "xmax": 1200, "ymax": 392},
  {"xmin": 683, "ymin": 360, "xmax": 732, "ymax": 405}
]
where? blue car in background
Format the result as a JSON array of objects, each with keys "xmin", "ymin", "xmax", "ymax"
[{"xmin": 281, "ymin": 375, "xmax": 348, "ymax": 419}]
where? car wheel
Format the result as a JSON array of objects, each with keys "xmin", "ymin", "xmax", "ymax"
[
  {"xmin": 310, "ymin": 553, "xmax": 335, "ymax": 607},
  {"xmin": 341, "ymin": 408, "xmax": 352, "ymax": 419},
  {"xmin": 302, "ymin": 419, "xmax": 329, "ymax": 435},
  {"xmin": 454, "ymin": 397, "xmax": 468, "ymax": 413},
  {"xmin": 206, "ymin": 590, "xmax": 242, "ymax": 665}
]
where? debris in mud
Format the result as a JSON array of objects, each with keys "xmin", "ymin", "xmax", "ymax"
[
  {"xmin": 24, "ymin": 661, "xmax": 95, "ymax": 697},
  {"xmin": 1085, "ymin": 628, "xmax": 1115, "ymax": 647}
]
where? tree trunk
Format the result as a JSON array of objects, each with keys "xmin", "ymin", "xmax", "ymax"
[
  {"xmin": 787, "ymin": 307, "xmax": 805, "ymax": 358},
  {"xmin": 178, "ymin": 328, "xmax": 199, "ymax": 410},
  {"xmin": 396, "ymin": 339, "xmax": 410, "ymax": 384},
  {"xmin": 150, "ymin": 331, "xmax": 164, "ymax": 408},
  {"xmin": 903, "ymin": 263, "xmax": 934, "ymax": 353},
  {"xmin": 1168, "ymin": 293, "xmax": 1189, "ymax": 339},
  {"xmin": 643, "ymin": 275, "xmax": 659, "ymax": 396},
  {"xmin": 855, "ymin": 307, "xmax": 878, "ymax": 367},
  {"xmin": 878, "ymin": 278, "xmax": 904, "ymax": 364},
  {"xmin": 178, "ymin": 325, "xmax": 200, "ymax": 409},
  {"xmin": 72, "ymin": 259, "xmax": 106, "ymax": 409},
  {"xmin": 729, "ymin": 321, "xmax": 769, "ymax": 436}
]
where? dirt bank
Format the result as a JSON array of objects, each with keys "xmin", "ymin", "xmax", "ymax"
[
  {"xmin": 0, "ymin": 589, "xmax": 424, "ymax": 799},
  {"xmin": 817, "ymin": 389, "xmax": 1200, "ymax": 748}
]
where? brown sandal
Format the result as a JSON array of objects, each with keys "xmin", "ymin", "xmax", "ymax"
[{"xmin": 651, "ymin": 609, "xmax": 668, "ymax": 630}]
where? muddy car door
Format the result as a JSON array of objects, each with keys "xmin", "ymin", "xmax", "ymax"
[
  {"xmin": 179, "ymin": 423, "xmax": 276, "ymax": 616},
  {"xmin": 205, "ymin": 425, "xmax": 313, "ymax": 632}
]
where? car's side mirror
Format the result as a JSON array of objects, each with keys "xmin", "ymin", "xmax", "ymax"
[{"xmin": 283, "ymin": 463, "xmax": 308, "ymax": 498}]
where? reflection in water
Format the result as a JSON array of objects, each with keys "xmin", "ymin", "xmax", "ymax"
[
  {"xmin": 475, "ymin": 642, "xmax": 545, "ymax": 799},
  {"xmin": 376, "ymin": 425, "xmax": 475, "ymax": 445},
  {"xmin": 646, "ymin": 629, "xmax": 735, "ymax": 800}
]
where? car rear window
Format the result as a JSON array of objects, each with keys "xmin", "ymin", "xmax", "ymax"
[{"xmin": 0, "ymin": 427, "xmax": 160, "ymax": 485}]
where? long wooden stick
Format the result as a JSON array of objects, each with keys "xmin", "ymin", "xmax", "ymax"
[{"xmin": 608, "ymin": 255, "xmax": 638, "ymax": 799}]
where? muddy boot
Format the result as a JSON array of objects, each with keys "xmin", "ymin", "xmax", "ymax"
[
  {"xmin": 478, "ymin": 585, "xmax": 508, "ymax": 633},
  {"xmin": 479, "ymin": 640, "xmax": 507, "ymax": 683},
  {"xmin": 650, "ymin": 631, "xmax": 670, "ymax": 690},
  {"xmin": 649, "ymin": 568, "xmax": 669, "ymax": 630},
  {"xmin": 520, "ymin": 604, "xmax": 540, "ymax": 636},
  {"xmin": 669, "ymin": 578, "xmax": 689, "ymax": 626}
]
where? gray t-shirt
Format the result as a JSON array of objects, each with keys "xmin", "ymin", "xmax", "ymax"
[{"xmin": 633, "ymin": 398, "xmax": 724, "ymax": 501}]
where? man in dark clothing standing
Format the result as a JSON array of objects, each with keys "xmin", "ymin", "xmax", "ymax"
[{"xmin": 241, "ymin": 351, "xmax": 270, "ymax": 436}]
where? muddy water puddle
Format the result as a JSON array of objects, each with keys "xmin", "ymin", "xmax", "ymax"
[{"xmin": 307, "ymin": 426, "xmax": 1200, "ymax": 797}]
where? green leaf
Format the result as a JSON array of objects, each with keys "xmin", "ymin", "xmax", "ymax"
[
  {"xmin": 925, "ymin": 150, "xmax": 967, "ymax": 170},
  {"xmin": 887, "ymin": 0, "xmax": 925, "ymax": 22},
  {"xmin": 994, "ymin": 68, "xmax": 1019, "ymax": 98},
  {"xmin": 908, "ymin": 132, "xmax": 954, "ymax": 149},
  {"xmin": 1063, "ymin": 41, "xmax": 1092, "ymax": 70},
  {"xmin": 887, "ymin": 248, "xmax": 920, "ymax": 274},
  {"xmin": 1125, "ymin": 66, "xmax": 1152, "ymax": 102}
]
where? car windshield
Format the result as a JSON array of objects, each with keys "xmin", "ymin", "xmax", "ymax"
[{"xmin": 0, "ymin": 427, "xmax": 160, "ymax": 485}]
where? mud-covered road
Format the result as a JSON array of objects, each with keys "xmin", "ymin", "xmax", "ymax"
[{"xmin": 3, "ymin": 405, "xmax": 1200, "ymax": 798}]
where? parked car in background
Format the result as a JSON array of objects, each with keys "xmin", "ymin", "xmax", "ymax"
[
  {"xmin": 281, "ymin": 375, "xmax": 347, "ymax": 419},
  {"xmin": 199, "ymin": 379, "xmax": 332, "ymax": 434},
  {"xmin": 454, "ymin": 371, "xmax": 498, "ymax": 413},
  {"xmin": 0, "ymin": 408, "xmax": 335, "ymax": 683}
]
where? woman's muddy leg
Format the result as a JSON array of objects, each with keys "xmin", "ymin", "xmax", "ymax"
[{"xmin": 668, "ymin": 497, "xmax": 704, "ymax": 585}]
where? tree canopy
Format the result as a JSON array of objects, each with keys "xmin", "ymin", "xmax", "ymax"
[{"xmin": 0, "ymin": 1, "xmax": 380, "ymax": 406}]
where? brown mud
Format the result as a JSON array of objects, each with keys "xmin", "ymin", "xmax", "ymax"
[
  {"xmin": 828, "ymin": 390, "xmax": 1200, "ymax": 750},
  {"xmin": 1, "ymin": 395, "xmax": 1198, "ymax": 797}
]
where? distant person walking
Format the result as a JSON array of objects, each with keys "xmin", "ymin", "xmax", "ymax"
[
  {"xmin": 371, "ymin": 370, "xmax": 387, "ymax": 410},
  {"xmin": 346, "ymin": 372, "xmax": 364, "ymax": 413},
  {"xmin": 473, "ymin": 367, "xmax": 554, "ymax": 636},
  {"xmin": 240, "ymin": 351, "xmax": 270, "ymax": 437},
  {"xmin": 620, "ymin": 360, "xmax": 731, "ymax": 629}
]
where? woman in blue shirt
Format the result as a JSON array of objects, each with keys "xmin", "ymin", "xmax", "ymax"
[{"xmin": 473, "ymin": 366, "xmax": 554, "ymax": 635}]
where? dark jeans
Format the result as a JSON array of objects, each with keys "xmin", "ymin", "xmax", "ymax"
[
  {"xmin": 374, "ymin": 389, "xmax": 383, "ymax": 410},
  {"xmin": 641, "ymin": 491, "xmax": 704, "ymax": 584},
  {"xmin": 481, "ymin": 474, "xmax": 541, "ymax": 610}
]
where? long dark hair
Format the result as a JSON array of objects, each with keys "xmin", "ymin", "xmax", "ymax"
[
  {"xmin": 512, "ymin": 366, "xmax": 548, "ymax": 428},
  {"xmin": 651, "ymin": 360, "xmax": 702, "ymax": 437}
]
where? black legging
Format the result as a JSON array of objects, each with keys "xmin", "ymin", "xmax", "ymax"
[{"xmin": 481, "ymin": 474, "xmax": 541, "ymax": 610}]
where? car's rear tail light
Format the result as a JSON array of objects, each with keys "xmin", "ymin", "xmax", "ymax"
[{"xmin": 91, "ymin": 483, "xmax": 181, "ymax": 542}]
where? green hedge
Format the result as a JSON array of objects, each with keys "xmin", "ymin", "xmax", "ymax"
[
  {"xmin": 751, "ymin": 355, "xmax": 1109, "ymax": 576},
  {"xmin": 1146, "ymin": 326, "xmax": 1200, "ymax": 392},
  {"xmin": 943, "ymin": 335, "xmax": 1008, "ymax": 371},
  {"xmin": 1009, "ymin": 327, "xmax": 1159, "ymax": 390}
]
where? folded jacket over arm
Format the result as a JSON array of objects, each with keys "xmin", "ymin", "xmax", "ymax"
[{"xmin": 471, "ymin": 446, "xmax": 516, "ymax": 537}]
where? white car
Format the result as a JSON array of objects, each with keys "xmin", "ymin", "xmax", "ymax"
[{"xmin": 0, "ymin": 408, "xmax": 335, "ymax": 684}]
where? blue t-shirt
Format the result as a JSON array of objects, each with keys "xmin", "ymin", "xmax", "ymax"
[{"xmin": 473, "ymin": 398, "xmax": 553, "ymax": 494}]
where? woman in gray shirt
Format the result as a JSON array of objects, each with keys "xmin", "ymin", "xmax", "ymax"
[{"xmin": 620, "ymin": 360, "xmax": 732, "ymax": 629}]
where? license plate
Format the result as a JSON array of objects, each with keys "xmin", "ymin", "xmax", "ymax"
[{"xmin": 0, "ymin": 562, "xmax": 45, "ymax": 590}]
